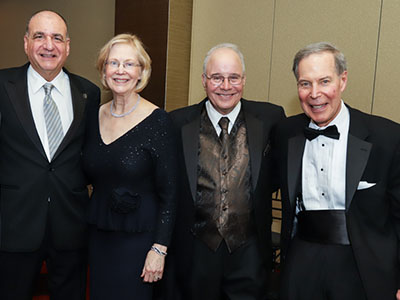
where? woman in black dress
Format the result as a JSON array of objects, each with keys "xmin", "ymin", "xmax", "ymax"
[{"xmin": 83, "ymin": 33, "xmax": 177, "ymax": 299}]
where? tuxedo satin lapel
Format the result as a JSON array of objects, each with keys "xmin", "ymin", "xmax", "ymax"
[
  {"xmin": 345, "ymin": 111, "xmax": 371, "ymax": 210},
  {"xmin": 52, "ymin": 76, "xmax": 86, "ymax": 160},
  {"xmin": 243, "ymin": 110, "xmax": 264, "ymax": 191},
  {"xmin": 4, "ymin": 77, "xmax": 47, "ymax": 159},
  {"xmin": 182, "ymin": 113, "xmax": 201, "ymax": 201},
  {"xmin": 288, "ymin": 134, "xmax": 306, "ymax": 211},
  {"xmin": 345, "ymin": 135, "xmax": 371, "ymax": 209}
]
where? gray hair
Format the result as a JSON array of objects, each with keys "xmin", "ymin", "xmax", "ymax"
[
  {"xmin": 292, "ymin": 42, "xmax": 347, "ymax": 80},
  {"xmin": 203, "ymin": 43, "xmax": 246, "ymax": 74}
]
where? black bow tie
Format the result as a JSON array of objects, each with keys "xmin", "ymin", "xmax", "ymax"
[{"xmin": 304, "ymin": 125, "xmax": 340, "ymax": 141}]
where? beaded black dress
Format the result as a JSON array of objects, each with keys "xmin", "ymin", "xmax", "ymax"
[{"xmin": 82, "ymin": 105, "xmax": 177, "ymax": 300}]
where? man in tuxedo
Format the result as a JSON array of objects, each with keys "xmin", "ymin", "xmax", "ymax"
[
  {"xmin": 274, "ymin": 42, "xmax": 400, "ymax": 300},
  {"xmin": 0, "ymin": 10, "xmax": 100, "ymax": 300},
  {"xmin": 168, "ymin": 43, "xmax": 285, "ymax": 299}
]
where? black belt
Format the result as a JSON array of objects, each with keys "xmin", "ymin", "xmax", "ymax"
[{"xmin": 297, "ymin": 210, "xmax": 350, "ymax": 245}]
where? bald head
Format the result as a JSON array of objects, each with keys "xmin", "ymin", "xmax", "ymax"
[
  {"xmin": 24, "ymin": 10, "xmax": 70, "ymax": 81},
  {"xmin": 201, "ymin": 44, "xmax": 246, "ymax": 115},
  {"xmin": 203, "ymin": 43, "xmax": 245, "ymax": 74},
  {"xmin": 26, "ymin": 10, "xmax": 69, "ymax": 38}
]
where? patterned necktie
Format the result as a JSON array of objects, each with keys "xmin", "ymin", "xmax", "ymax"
[
  {"xmin": 218, "ymin": 117, "xmax": 230, "ymax": 143},
  {"xmin": 43, "ymin": 83, "xmax": 64, "ymax": 159},
  {"xmin": 219, "ymin": 117, "xmax": 230, "ymax": 159}
]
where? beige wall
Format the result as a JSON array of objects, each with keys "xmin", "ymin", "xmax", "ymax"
[
  {"xmin": 373, "ymin": 0, "xmax": 400, "ymax": 121},
  {"xmin": 0, "ymin": 0, "xmax": 115, "ymax": 91},
  {"xmin": 269, "ymin": 0, "xmax": 381, "ymax": 116},
  {"xmin": 2, "ymin": 0, "xmax": 400, "ymax": 123},
  {"xmin": 189, "ymin": 0, "xmax": 275, "ymax": 106},
  {"xmin": 188, "ymin": 0, "xmax": 400, "ymax": 123}
]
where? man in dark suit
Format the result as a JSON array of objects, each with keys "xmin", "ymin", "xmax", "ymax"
[
  {"xmin": 168, "ymin": 43, "xmax": 285, "ymax": 300},
  {"xmin": 0, "ymin": 10, "xmax": 100, "ymax": 300},
  {"xmin": 274, "ymin": 42, "xmax": 400, "ymax": 300}
]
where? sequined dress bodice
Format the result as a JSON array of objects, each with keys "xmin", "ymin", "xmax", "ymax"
[{"xmin": 82, "ymin": 106, "xmax": 177, "ymax": 246}]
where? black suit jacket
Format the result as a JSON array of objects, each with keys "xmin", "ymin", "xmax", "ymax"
[
  {"xmin": 168, "ymin": 98, "xmax": 285, "ymax": 296},
  {"xmin": 274, "ymin": 105, "xmax": 400, "ymax": 300},
  {"xmin": 0, "ymin": 63, "xmax": 100, "ymax": 252}
]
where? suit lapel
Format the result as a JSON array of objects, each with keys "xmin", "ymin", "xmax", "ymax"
[
  {"xmin": 345, "ymin": 108, "xmax": 371, "ymax": 210},
  {"xmin": 287, "ymin": 115, "xmax": 309, "ymax": 211},
  {"xmin": 4, "ymin": 67, "xmax": 88, "ymax": 161},
  {"xmin": 243, "ymin": 102, "xmax": 264, "ymax": 191},
  {"xmin": 182, "ymin": 102, "xmax": 203, "ymax": 201},
  {"xmin": 288, "ymin": 133, "xmax": 306, "ymax": 211},
  {"xmin": 52, "ymin": 73, "xmax": 86, "ymax": 160},
  {"xmin": 4, "ymin": 65, "xmax": 47, "ymax": 159}
]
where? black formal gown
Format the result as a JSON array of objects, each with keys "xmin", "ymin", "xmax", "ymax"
[{"xmin": 82, "ymin": 105, "xmax": 177, "ymax": 300}]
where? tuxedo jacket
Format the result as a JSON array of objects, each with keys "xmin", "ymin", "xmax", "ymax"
[
  {"xmin": 0, "ymin": 63, "xmax": 100, "ymax": 252},
  {"xmin": 274, "ymin": 105, "xmax": 400, "ymax": 300},
  {"xmin": 168, "ymin": 98, "xmax": 285, "ymax": 291}
]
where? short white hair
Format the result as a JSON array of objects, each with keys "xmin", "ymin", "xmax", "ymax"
[{"xmin": 203, "ymin": 43, "xmax": 245, "ymax": 74}]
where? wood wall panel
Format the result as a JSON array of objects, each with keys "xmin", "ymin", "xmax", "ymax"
[
  {"xmin": 115, "ymin": 0, "xmax": 169, "ymax": 108},
  {"xmin": 165, "ymin": 0, "xmax": 193, "ymax": 111}
]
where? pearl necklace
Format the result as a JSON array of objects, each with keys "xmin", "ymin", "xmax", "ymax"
[{"xmin": 110, "ymin": 94, "xmax": 141, "ymax": 118}]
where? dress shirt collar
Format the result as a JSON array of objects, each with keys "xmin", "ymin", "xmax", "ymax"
[
  {"xmin": 302, "ymin": 100, "xmax": 349, "ymax": 211},
  {"xmin": 27, "ymin": 65, "xmax": 67, "ymax": 96},
  {"xmin": 205, "ymin": 99, "xmax": 241, "ymax": 134},
  {"xmin": 308, "ymin": 100, "xmax": 349, "ymax": 137}
]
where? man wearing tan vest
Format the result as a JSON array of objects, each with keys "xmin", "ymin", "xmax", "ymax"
[{"xmin": 168, "ymin": 43, "xmax": 285, "ymax": 300}]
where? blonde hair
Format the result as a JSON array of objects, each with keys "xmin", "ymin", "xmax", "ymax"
[{"xmin": 96, "ymin": 33, "xmax": 151, "ymax": 92}]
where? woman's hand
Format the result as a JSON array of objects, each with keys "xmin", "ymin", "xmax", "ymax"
[{"xmin": 140, "ymin": 243, "xmax": 167, "ymax": 283}]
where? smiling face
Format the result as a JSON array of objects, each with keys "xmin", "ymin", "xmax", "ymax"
[
  {"xmin": 104, "ymin": 43, "xmax": 142, "ymax": 97},
  {"xmin": 202, "ymin": 48, "xmax": 245, "ymax": 115},
  {"xmin": 24, "ymin": 11, "xmax": 70, "ymax": 81},
  {"xmin": 297, "ymin": 51, "xmax": 347, "ymax": 127}
]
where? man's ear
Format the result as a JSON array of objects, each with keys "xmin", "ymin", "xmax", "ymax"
[
  {"xmin": 340, "ymin": 70, "xmax": 348, "ymax": 92},
  {"xmin": 201, "ymin": 74, "xmax": 207, "ymax": 89}
]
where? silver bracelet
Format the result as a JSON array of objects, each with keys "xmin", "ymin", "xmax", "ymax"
[{"xmin": 151, "ymin": 245, "xmax": 167, "ymax": 256}]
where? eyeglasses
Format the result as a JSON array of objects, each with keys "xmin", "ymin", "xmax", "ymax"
[
  {"xmin": 204, "ymin": 74, "xmax": 244, "ymax": 86},
  {"xmin": 106, "ymin": 60, "xmax": 141, "ymax": 70}
]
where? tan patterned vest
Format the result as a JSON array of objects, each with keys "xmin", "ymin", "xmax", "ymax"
[{"xmin": 193, "ymin": 108, "xmax": 255, "ymax": 252}]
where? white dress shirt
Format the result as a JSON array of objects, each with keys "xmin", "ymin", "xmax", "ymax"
[
  {"xmin": 27, "ymin": 66, "xmax": 74, "ymax": 161},
  {"xmin": 205, "ymin": 100, "xmax": 241, "ymax": 135},
  {"xmin": 302, "ymin": 101, "xmax": 349, "ymax": 210}
]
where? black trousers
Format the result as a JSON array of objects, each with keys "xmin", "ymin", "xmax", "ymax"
[
  {"xmin": 0, "ymin": 221, "xmax": 87, "ymax": 300},
  {"xmin": 190, "ymin": 236, "xmax": 268, "ymax": 300},
  {"xmin": 280, "ymin": 237, "xmax": 366, "ymax": 300}
]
